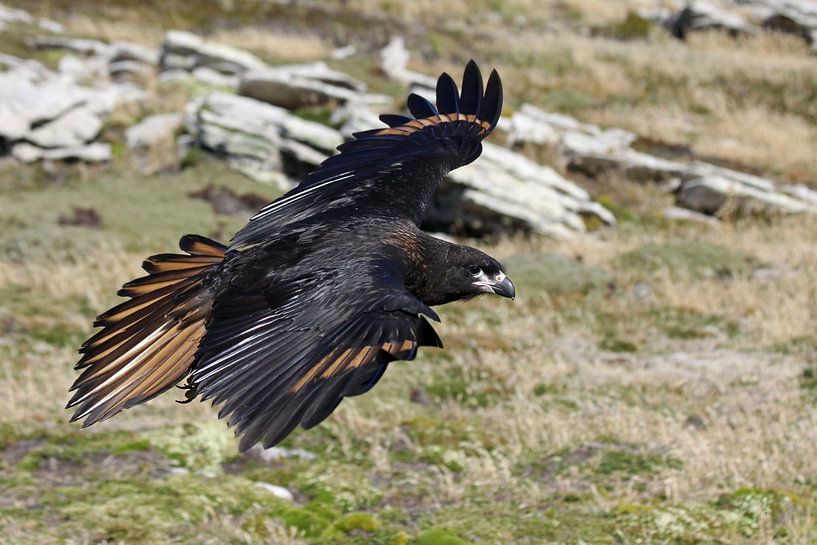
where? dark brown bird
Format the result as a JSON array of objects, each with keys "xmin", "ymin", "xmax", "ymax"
[{"xmin": 67, "ymin": 61, "xmax": 515, "ymax": 451}]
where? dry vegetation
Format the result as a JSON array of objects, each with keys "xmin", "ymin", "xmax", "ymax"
[{"xmin": 2, "ymin": 1, "xmax": 817, "ymax": 544}]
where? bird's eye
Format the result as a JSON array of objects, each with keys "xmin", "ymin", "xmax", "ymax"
[{"xmin": 468, "ymin": 266, "xmax": 482, "ymax": 276}]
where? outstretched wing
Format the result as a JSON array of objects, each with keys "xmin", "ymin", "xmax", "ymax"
[
  {"xmin": 191, "ymin": 253, "xmax": 443, "ymax": 451},
  {"xmin": 230, "ymin": 60, "xmax": 503, "ymax": 250}
]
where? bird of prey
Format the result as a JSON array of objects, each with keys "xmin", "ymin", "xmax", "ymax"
[{"xmin": 67, "ymin": 61, "xmax": 515, "ymax": 451}]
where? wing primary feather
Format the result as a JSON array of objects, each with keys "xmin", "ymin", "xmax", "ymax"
[
  {"xmin": 459, "ymin": 60, "xmax": 483, "ymax": 116},
  {"xmin": 406, "ymin": 93, "xmax": 439, "ymax": 119},
  {"xmin": 435, "ymin": 72, "xmax": 460, "ymax": 115},
  {"xmin": 379, "ymin": 114, "xmax": 414, "ymax": 127},
  {"xmin": 479, "ymin": 69, "xmax": 504, "ymax": 133}
]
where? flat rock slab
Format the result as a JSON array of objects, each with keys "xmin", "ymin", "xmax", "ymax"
[
  {"xmin": 12, "ymin": 142, "xmax": 112, "ymax": 163},
  {"xmin": 433, "ymin": 142, "xmax": 615, "ymax": 237},
  {"xmin": 239, "ymin": 64, "xmax": 388, "ymax": 110},
  {"xmin": 126, "ymin": 112, "xmax": 183, "ymax": 149},
  {"xmin": 160, "ymin": 30, "xmax": 267, "ymax": 75},
  {"xmin": 26, "ymin": 106, "xmax": 102, "ymax": 148},
  {"xmin": 504, "ymin": 103, "xmax": 817, "ymax": 218},
  {"xmin": 184, "ymin": 92, "xmax": 344, "ymax": 187}
]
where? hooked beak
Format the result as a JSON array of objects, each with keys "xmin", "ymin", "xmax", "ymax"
[{"xmin": 490, "ymin": 271, "xmax": 516, "ymax": 300}]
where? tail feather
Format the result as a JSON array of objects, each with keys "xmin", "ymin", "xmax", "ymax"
[{"xmin": 67, "ymin": 235, "xmax": 226, "ymax": 427}]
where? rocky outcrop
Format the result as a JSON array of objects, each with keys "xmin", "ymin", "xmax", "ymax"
[
  {"xmin": 126, "ymin": 113, "xmax": 183, "ymax": 150},
  {"xmin": 646, "ymin": 0, "xmax": 817, "ymax": 52},
  {"xmin": 757, "ymin": 0, "xmax": 817, "ymax": 51},
  {"xmin": 12, "ymin": 142, "xmax": 112, "ymax": 163},
  {"xmin": 379, "ymin": 37, "xmax": 436, "ymax": 89},
  {"xmin": 0, "ymin": 2, "xmax": 62, "ymax": 33},
  {"xmin": 666, "ymin": 1, "xmax": 757, "ymax": 38},
  {"xmin": 431, "ymin": 143, "xmax": 616, "ymax": 237},
  {"xmin": 182, "ymin": 93, "xmax": 614, "ymax": 236},
  {"xmin": 183, "ymin": 91, "xmax": 344, "ymax": 188},
  {"xmin": 239, "ymin": 62, "xmax": 388, "ymax": 109},
  {"xmin": 30, "ymin": 35, "xmax": 158, "ymax": 84},
  {"xmin": 504, "ymin": 104, "xmax": 817, "ymax": 218},
  {"xmin": 159, "ymin": 30, "xmax": 266, "ymax": 75},
  {"xmin": 0, "ymin": 53, "xmax": 145, "ymax": 163}
]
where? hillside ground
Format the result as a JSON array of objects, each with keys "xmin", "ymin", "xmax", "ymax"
[{"xmin": 1, "ymin": 1, "xmax": 817, "ymax": 544}]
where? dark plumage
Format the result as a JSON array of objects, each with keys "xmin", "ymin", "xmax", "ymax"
[{"xmin": 67, "ymin": 61, "xmax": 515, "ymax": 451}]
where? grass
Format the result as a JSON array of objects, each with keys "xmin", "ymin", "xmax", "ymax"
[{"xmin": 2, "ymin": 0, "xmax": 817, "ymax": 543}]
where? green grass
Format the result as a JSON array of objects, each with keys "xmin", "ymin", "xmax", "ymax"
[{"xmin": 615, "ymin": 240, "xmax": 757, "ymax": 280}]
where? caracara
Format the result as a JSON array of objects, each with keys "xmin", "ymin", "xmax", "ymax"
[{"xmin": 68, "ymin": 61, "xmax": 515, "ymax": 450}]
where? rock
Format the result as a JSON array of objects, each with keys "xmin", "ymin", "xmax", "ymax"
[
  {"xmin": 159, "ymin": 30, "xmax": 267, "ymax": 75},
  {"xmin": 331, "ymin": 44, "xmax": 356, "ymax": 59},
  {"xmin": 158, "ymin": 69, "xmax": 193, "ymax": 84},
  {"xmin": 58, "ymin": 54, "xmax": 108, "ymax": 81},
  {"xmin": 662, "ymin": 206, "xmax": 722, "ymax": 226},
  {"xmin": 36, "ymin": 18, "xmax": 63, "ymax": 34},
  {"xmin": 108, "ymin": 41, "xmax": 157, "ymax": 65},
  {"xmin": 506, "ymin": 104, "xmax": 686, "ymax": 181},
  {"xmin": 27, "ymin": 107, "xmax": 102, "ymax": 148},
  {"xmin": 0, "ymin": 3, "xmax": 32, "ymax": 27},
  {"xmin": 126, "ymin": 113, "xmax": 183, "ymax": 149},
  {"xmin": 0, "ymin": 3, "xmax": 61, "ymax": 32},
  {"xmin": 108, "ymin": 60, "xmax": 152, "ymax": 85},
  {"xmin": 677, "ymin": 167, "xmax": 817, "ymax": 216},
  {"xmin": 270, "ymin": 61, "xmax": 367, "ymax": 92},
  {"xmin": 184, "ymin": 92, "xmax": 343, "ymax": 185},
  {"xmin": 379, "ymin": 36, "xmax": 437, "ymax": 89},
  {"xmin": 760, "ymin": 0, "xmax": 817, "ymax": 42},
  {"xmin": 429, "ymin": 142, "xmax": 615, "ymax": 238},
  {"xmin": 504, "ymin": 103, "xmax": 817, "ymax": 218},
  {"xmin": 667, "ymin": 1, "xmax": 757, "ymax": 39},
  {"xmin": 0, "ymin": 54, "xmax": 146, "ymax": 163},
  {"xmin": 254, "ymin": 482, "xmax": 294, "ymax": 501},
  {"xmin": 12, "ymin": 142, "xmax": 112, "ymax": 163},
  {"xmin": 780, "ymin": 183, "xmax": 817, "ymax": 206},
  {"xmin": 244, "ymin": 443, "xmax": 316, "ymax": 462},
  {"xmin": 238, "ymin": 64, "xmax": 386, "ymax": 109},
  {"xmin": 192, "ymin": 66, "xmax": 239, "ymax": 88},
  {"xmin": 30, "ymin": 35, "xmax": 111, "ymax": 56},
  {"xmin": 332, "ymin": 101, "xmax": 383, "ymax": 139},
  {"xmin": 0, "ymin": 72, "xmax": 87, "ymax": 141}
]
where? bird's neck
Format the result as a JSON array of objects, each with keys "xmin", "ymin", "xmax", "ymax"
[{"xmin": 391, "ymin": 228, "xmax": 453, "ymax": 307}]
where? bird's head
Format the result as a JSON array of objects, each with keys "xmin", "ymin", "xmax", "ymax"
[{"xmin": 442, "ymin": 245, "xmax": 515, "ymax": 303}]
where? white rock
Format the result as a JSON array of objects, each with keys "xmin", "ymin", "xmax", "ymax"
[
  {"xmin": 27, "ymin": 107, "xmax": 102, "ymax": 148},
  {"xmin": 37, "ymin": 18, "xmax": 63, "ymax": 33},
  {"xmin": 662, "ymin": 206, "xmax": 722, "ymax": 226},
  {"xmin": 109, "ymin": 41, "xmax": 157, "ymax": 65},
  {"xmin": 108, "ymin": 60, "xmax": 153, "ymax": 84},
  {"xmin": 439, "ymin": 142, "xmax": 615, "ymax": 237},
  {"xmin": 677, "ymin": 175, "xmax": 816, "ymax": 216},
  {"xmin": 192, "ymin": 66, "xmax": 239, "ymax": 88},
  {"xmin": 668, "ymin": 1, "xmax": 758, "ymax": 38},
  {"xmin": 245, "ymin": 444, "xmax": 317, "ymax": 462},
  {"xmin": 126, "ymin": 112, "xmax": 183, "ymax": 149},
  {"xmin": 332, "ymin": 101, "xmax": 383, "ymax": 139},
  {"xmin": 331, "ymin": 44, "xmax": 356, "ymax": 59},
  {"xmin": 239, "ymin": 66, "xmax": 386, "ymax": 110},
  {"xmin": 254, "ymin": 482, "xmax": 294, "ymax": 501},
  {"xmin": 184, "ymin": 92, "xmax": 344, "ymax": 183},
  {"xmin": 0, "ymin": 3, "xmax": 33, "ymax": 26},
  {"xmin": 12, "ymin": 142, "xmax": 112, "ymax": 163},
  {"xmin": 160, "ymin": 30, "xmax": 267, "ymax": 75},
  {"xmin": 30, "ymin": 35, "xmax": 111, "ymax": 56},
  {"xmin": 0, "ymin": 72, "xmax": 87, "ymax": 140},
  {"xmin": 271, "ymin": 61, "xmax": 366, "ymax": 92},
  {"xmin": 59, "ymin": 54, "xmax": 107, "ymax": 81},
  {"xmin": 379, "ymin": 36, "xmax": 437, "ymax": 89}
]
